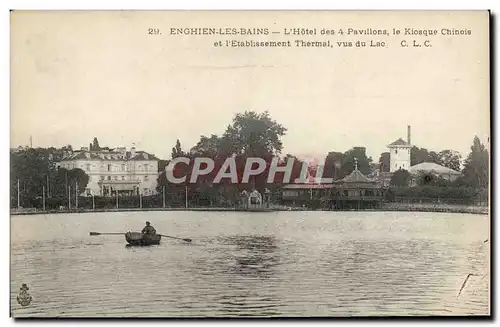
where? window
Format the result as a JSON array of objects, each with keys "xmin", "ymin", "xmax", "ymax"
[
  {"xmin": 144, "ymin": 175, "xmax": 149, "ymax": 181},
  {"xmin": 107, "ymin": 164, "xmax": 111, "ymax": 172},
  {"xmin": 107, "ymin": 176, "xmax": 111, "ymax": 180},
  {"xmin": 121, "ymin": 176, "xmax": 125, "ymax": 180},
  {"xmin": 395, "ymin": 149, "xmax": 398, "ymax": 154},
  {"xmin": 88, "ymin": 176, "xmax": 92, "ymax": 182},
  {"xmin": 100, "ymin": 176, "xmax": 105, "ymax": 180},
  {"xmin": 144, "ymin": 164, "xmax": 149, "ymax": 172},
  {"xmin": 114, "ymin": 176, "xmax": 118, "ymax": 180},
  {"xmin": 86, "ymin": 164, "xmax": 91, "ymax": 171}
]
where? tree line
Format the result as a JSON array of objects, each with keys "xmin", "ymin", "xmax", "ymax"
[
  {"xmin": 10, "ymin": 111, "xmax": 489, "ymax": 208},
  {"xmin": 10, "ymin": 145, "xmax": 91, "ymax": 208}
]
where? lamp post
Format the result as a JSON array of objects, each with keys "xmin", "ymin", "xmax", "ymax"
[
  {"xmin": 163, "ymin": 186, "xmax": 166, "ymax": 208},
  {"xmin": 75, "ymin": 181, "xmax": 78, "ymax": 209},
  {"xmin": 17, "ymin": 179, "xmax": 20, "ymax": 209}
]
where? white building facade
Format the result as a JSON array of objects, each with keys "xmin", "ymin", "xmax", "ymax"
[
  {"xmin": 387, "ymin": 138, "xmax": 411, "ymax": 172},
  {"xmin": 387, "ymin": 125, "xmax": 412, "ymax": 172},
  {"xmin": 57, "ymin": 146, "xmax": 159, "ymax": 196}
]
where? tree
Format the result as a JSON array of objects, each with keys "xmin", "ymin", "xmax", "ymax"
[
  {"xmin": 67, "ymin": 168, "xmax": 90, "ymax": 194},
  {"xmin": 92, "ymin": 137, "xmax": 100, "ymax": 151},
  {"xmin": 11, "ymin": 148, "xmax": 52, "ymax": 204},
  {"xmin": 339, "ymin": 147, "xmax": 372, "ymax": 178},
  {"xmin": 221, "ymin": 111, "xmax": 287, "ymax": 157},
  {"xmin": 50, "ymin": 167, "xmax": 89, "ymax": 197},
  {"xmin": 10, "ymin": 147, "xmax": 89, "ymax": 207},
  {"xmin": 323, "ymin": 151, "xmax": 344, "ymax": 179},
  {"xmin": 390, "ymin": 169, "xmax": 412, "ymax": 187},
  {"xmin": 438, "ymin": 150, "xmax": 461, "ymax": 171},
  {"xmin": 462, "ymin": 136, "xmax": 489, "ymax": 188},
  {"xmin": 428, "ymin": 151, "xmax": 441, "ymax": 164},
  {"xmin": 379, "ymin": 152, "xmax": 390, "ymax": 173},
  {"xmin": 171, "ymin": 139, "xmax": 184, "ymax": 159},
  {"xmin": 160, "ymin": 111, "xmax": 288, "ymax": 203},
  {"xmin": 190, "ymin": 134, "xmax": 221, "ymax": 157},
  {"xmin": 282, "ymin": 154, "xmax": 307, "ymax": 184},
  {"xmin": 158, "ymin": 159, "xmax": 169, "ymax": 172},
  {"xmin": 411, "ymin": 146, "xmax": 430, "ymax": 166},
  {"xmin": 51, "ymin": 167, "xmax": 69, "ymax": 198},
  {"xmin": 414, "ymin": 171, "xmax": 450, "ymax": 187},
  {"xmin": 216, "ymin": 111, "xmax": 287, "ymax": 189}
]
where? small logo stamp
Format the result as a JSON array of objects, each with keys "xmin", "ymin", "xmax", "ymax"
[{"xmin": 16, "ymin": 284, "xmax": 32, "ymax": 307}]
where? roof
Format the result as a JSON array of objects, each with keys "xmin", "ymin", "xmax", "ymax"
[
  {"xmin": 282, "ymin": 184, "xmax": 333, "ymax": 189},
  {"xmin": 282, "ymin": 168, "xmax": 379, "ymax": 189},
  {"xmin": 60, "ymin": 150, "xmax": 160, "ymax": 162},
  {"xmin": 388, "ymin": 138, "xmax": 411, "ymax": 147},
  {"xmin": 340, "ymin": 169, "xmax": 376, "ymax": 183},
  {"xmin": 408, "ymin": 162, "xmax": 461, "ymax": 175},
  {"xmin": 282, "ymin": 170, "xmax": 335, "ymax": 189}
]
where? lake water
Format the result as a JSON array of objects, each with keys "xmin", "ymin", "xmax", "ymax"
[{"xmin": 10, "ymin": 211, "xmax": 490, "ymax": 317}]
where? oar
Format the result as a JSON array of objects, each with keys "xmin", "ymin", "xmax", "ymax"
[
  {"xmin": 158, "ymin": 234, "xmax": 192, "ymax": 243},
  {"xmin": 90, "ymin": 231, "xmax": 192, "ymax": 243},
  {"xmin": 90, "ymin": 232, "xmax": 125, "ymax": 236}
]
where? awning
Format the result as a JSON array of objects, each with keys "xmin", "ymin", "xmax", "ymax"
[{"xmin": 98, "ymin": 180, "xmax": 140, "ymax": 191}]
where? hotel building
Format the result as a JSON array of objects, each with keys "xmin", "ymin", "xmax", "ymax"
[{"xmin": 57, "ymin": 146, "xmax": 160, "ymax": 196}]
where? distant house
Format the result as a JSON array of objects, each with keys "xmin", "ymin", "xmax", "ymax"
[
  {"xmin": 57, "ymin": 145, "xmax": 160, "ymax": 197},
  {"xmin": 408, "ymin": 162, "xmax": 462, "ymax": 182}
]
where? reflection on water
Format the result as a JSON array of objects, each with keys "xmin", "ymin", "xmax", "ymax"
[
  {"xmin": 10, "ymin": 211, "xmax": 489, "ymax": 317},
  {"xmin": 187, "ymin": 235, "xmax": 282, "ymax": 316},
  {"xmin": 225, "ymin": 235, "xmax": 278, "ymax": 279}
]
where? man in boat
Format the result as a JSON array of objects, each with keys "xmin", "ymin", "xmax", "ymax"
[{"xmin": 141, "ymin": 221, "xmax": 156, "ymax": 235}]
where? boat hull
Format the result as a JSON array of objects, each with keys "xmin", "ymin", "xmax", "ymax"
[{"xmin": 125, "ymin": 232, "xmax": 161, "ymax": 246}]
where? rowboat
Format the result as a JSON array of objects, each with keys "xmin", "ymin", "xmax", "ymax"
[{"xmin": 125, "ymin": 232, "xmax": 161, "ymax": 246}]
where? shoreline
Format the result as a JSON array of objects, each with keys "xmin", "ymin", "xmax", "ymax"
[{"xmin": 10, "ymin": 204, "xmax": 488, "ymax": 216}]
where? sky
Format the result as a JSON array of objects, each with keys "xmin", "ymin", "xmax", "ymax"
[{"xmin": 10, "ymin": 11, "xmax": 490, "ymax": 162}]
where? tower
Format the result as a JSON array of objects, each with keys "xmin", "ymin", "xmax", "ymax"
[{"xmin": 387, "ymin": 126, "xmax": 412, "ymax": 172}]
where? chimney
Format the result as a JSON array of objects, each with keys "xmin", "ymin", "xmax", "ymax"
[
  {"xmin": 407, "ymin": 125, "xmax": 411, "ymax": 145},
  {"xmin": 131, "ymin": 146, "xmax": 136, "ymax": 157}
]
